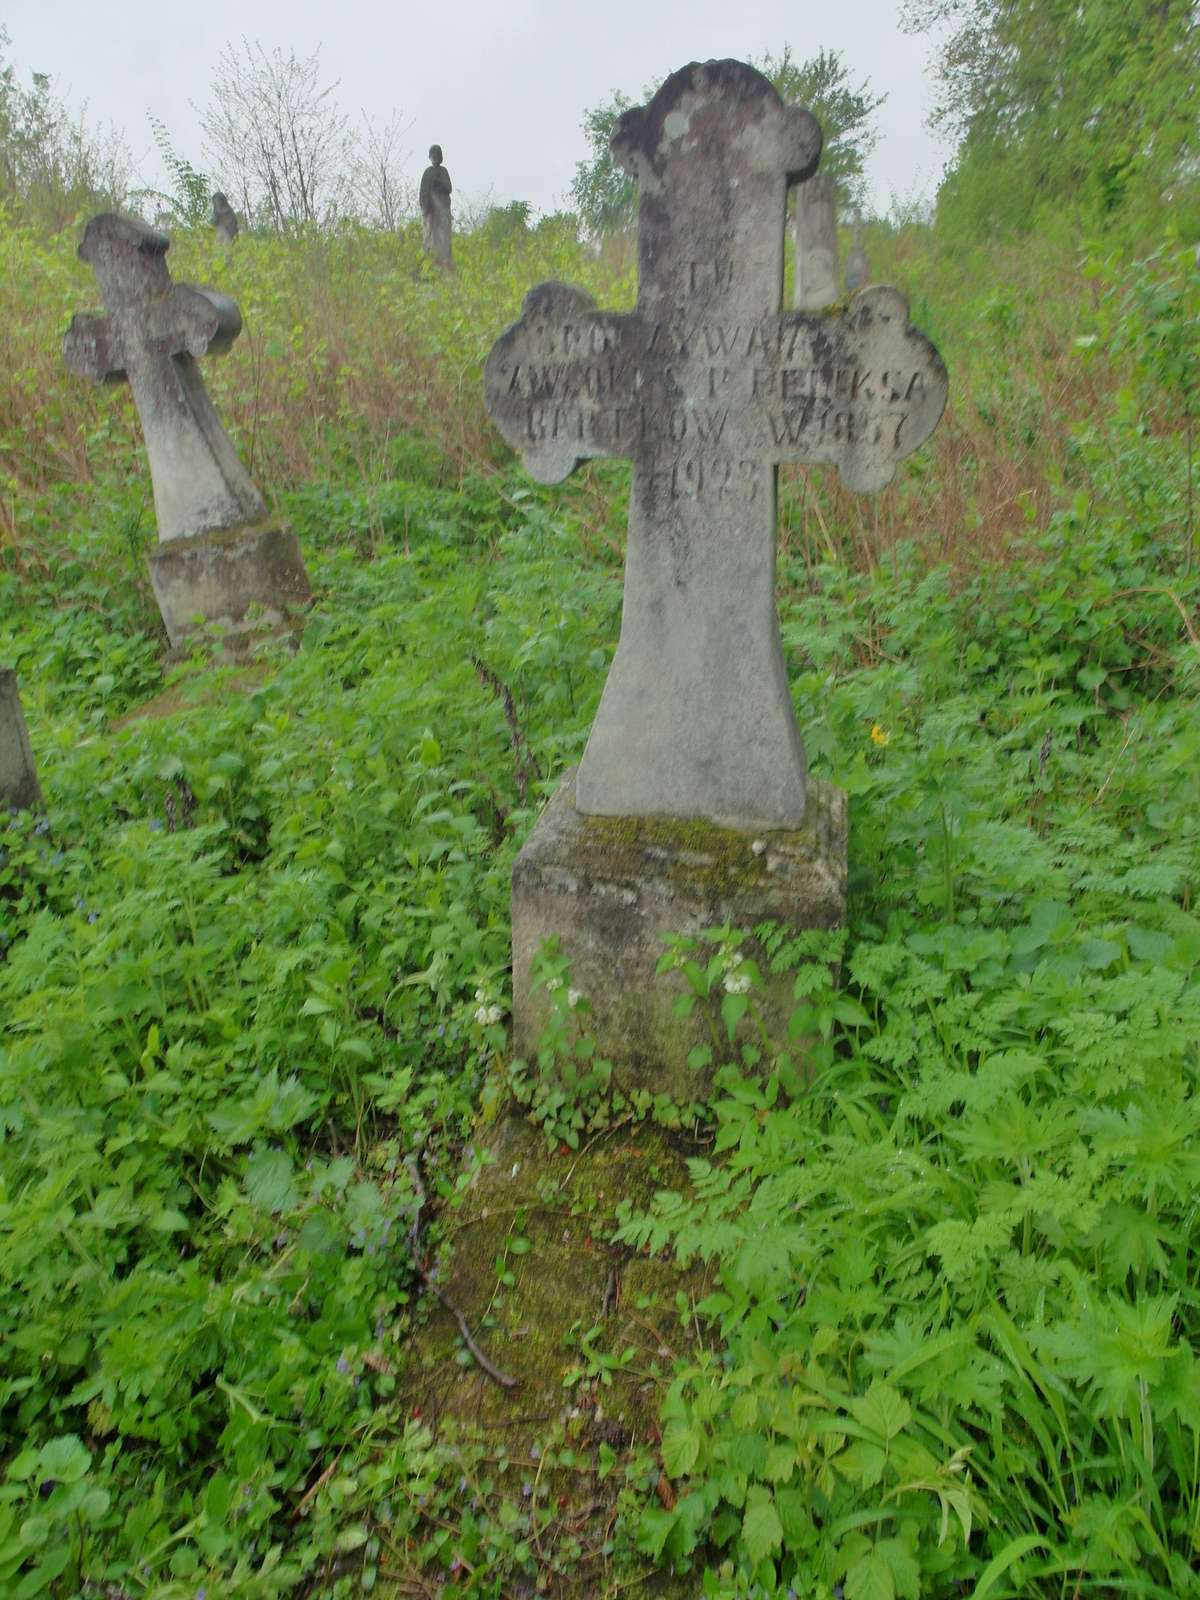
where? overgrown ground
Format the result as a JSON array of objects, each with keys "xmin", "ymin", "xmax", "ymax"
[{"xmin": 1, "ymin": 214, "xmax": 1199, "ymax": 1599}]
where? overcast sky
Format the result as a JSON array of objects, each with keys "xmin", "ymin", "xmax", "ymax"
[{"xmin": 6, "ymin": 0, "xmax": 951, "ymax": 218}]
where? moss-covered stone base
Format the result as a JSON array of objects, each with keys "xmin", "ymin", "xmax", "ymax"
[
  {"xmin": 512, "ymin": 768, "xmax": 847, "ymax": 1101},
  {"xmin": 147, "ymin": 520, "xmax": 312, "ymax": 650},
  {"xmin": 398, "ymin": 1107, "xmax": 711, "ymax": 1597}
]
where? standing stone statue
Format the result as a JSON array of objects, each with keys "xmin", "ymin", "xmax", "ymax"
[
  {"xmin": 211, "ymin": 192, "xmax": 239, "ymax": 245},
  {"xmin": 793, "ymin": 174, "xmax": 840, "ymax": 311},
  {"xmin": 419, "ymin": 145, "xmax": 454, "ymax": 269},
  {"xmin": 845, "ymin": 209, "xmax": 870, "ymax": 292},
  {"xmin": 63, "ymin": 213, "xmax": 310, "ymax": 649},
  {"xmin": 0, "ymin": 670, "xmax": 41, "ymax": 813},
  {"xmin": 485, "ymin": 60, "xmax": 947, "ymax": 1092}
]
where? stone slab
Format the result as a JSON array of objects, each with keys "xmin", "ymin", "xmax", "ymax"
[
  {"xmin": 0, "ymin": 670, "xmax": 42, "ymax": 813},
  {"xmin": 512, "ymin": 768, "xmax": 847, "ymax": 1101},
  {"xmin": 794, "ymin": 174, "xmax": 840, "ymax": 312},
  {"xmin": 147, "ymin": 521, "xmax": 312, "ymax": 649}
]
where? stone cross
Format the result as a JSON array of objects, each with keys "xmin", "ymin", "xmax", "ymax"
[
  {"xmin": 0, "ymin": 669, "xmax": 41, "ymax": 813},
  {"xmin": 419, "ymin": 145, "xmax": 454, "ymax": 269},
  {"xmin": 485, "ymin": 62, "xmax": 946, "ymax": 831},
  {"xmin": 63, "ymin": 213, "xmax": 267, "ymax": 544},
  {"xmin": 794, "ymin": 174, "xmax": 840, "ymax": 312},
  {"xmin": 845, "ymin": 209, "xmax": 870, "ymax": 293}
]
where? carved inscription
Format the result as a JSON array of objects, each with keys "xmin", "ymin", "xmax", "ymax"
[{"xmin": 489, "ymin": 298, "xmax": 943, "ymax": 486}]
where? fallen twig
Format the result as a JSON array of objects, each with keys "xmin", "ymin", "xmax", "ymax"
[
  {"xmin": 471, "ymin": 654, "xmax": 542, "ymax": 803},
  {"xmin": 405, "ymin": 1155, "xmax": 520, "ymax": 1391}
]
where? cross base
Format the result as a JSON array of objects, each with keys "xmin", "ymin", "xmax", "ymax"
[
  {"xmin": 147, "ymin": 521, "xmax": 312, "ymax": 651},
  {"xmin": 512, "ymin": 768, "xmax": 847, "ymax": 1103}
]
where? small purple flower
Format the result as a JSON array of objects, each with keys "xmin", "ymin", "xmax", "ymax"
[
  {"xmin": 149, "ymin": 818, "xmax": 163, "ymax": 832},
  {"xmin": 530, "ymin": 1444, "xmax": 540, "ymax": 1459},
  {"xmin": 336, "ymin": 1356, "xmax": 351, "ymax": 1375},
  {"xmin": 521, "ymin": 1480, "xmax": 532, "ymax": 1498}
]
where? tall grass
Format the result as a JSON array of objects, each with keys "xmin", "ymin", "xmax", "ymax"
[{"xmin": 0, "ymin": 206, "xmax": 1168, "ymax": 585}]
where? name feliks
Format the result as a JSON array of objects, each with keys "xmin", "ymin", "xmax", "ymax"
[{"xmin": 502, "ymin": 356, "xmax": 929, "ymax": 409}]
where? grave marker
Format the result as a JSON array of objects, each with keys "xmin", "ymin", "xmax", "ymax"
[
  {"xmin": 0, "ymin": 670, "xmax": 41, "ymax": 813},
  {"xmin": 793, "ymin": 173, "xmax": 840, "ymax": 311},
  {"xmin": 845, "ymin": 209, "xmax": 870, "ymax": 292},
  {"xmin": 64, "ymin": 213, "xmax": 310, "ymax": 649},
  {"xmin": 485, "ymin": 61, "xmax": 948, "ymax": 1092}
]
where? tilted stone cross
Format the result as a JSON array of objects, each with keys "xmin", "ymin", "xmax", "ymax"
[
  {"xmin": 64, "ymin": 213, "xmax": 267, "ymax": 543},
  {"xmin": 485, "ymin": 61, "xmax": 947, "ymax": 831}
]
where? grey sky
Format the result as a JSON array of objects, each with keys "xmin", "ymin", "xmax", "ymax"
[{"xmin": 7, "ymin": 0, "xmax": 950, "ymax": 217}]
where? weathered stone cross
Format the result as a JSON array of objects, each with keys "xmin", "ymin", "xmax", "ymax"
[
  {"xmin": 485, "ymin": 61, "xmax": 947, "ymax": 831},
  {"xmin": 64, "ymin": 213, "xmax": 267, "ymax": 543}
]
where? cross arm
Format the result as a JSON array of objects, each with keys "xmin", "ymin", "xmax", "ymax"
[
  {"xmin": 160, "ymin": 284, "xmax": 245, "ymax": 360},
  {"xmin": 763, "ymin": 286, "xmax": 949, "ymax": 492},
  {"xmin": 483, "ymin": 283, "xmax": 639, "ymax": 484},
  {"xmin": 62, "ymin": 312, "xmax": 125, "ymax": 386}
]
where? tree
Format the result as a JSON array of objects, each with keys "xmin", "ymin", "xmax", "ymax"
[
  {"xmin": 198, "ymin": 38, "xmax": 356, "ymax": 230},
  {"xmin": 0, "ymin": 27, "xmax": 132, "ymax": 226},
  {"xmin": 146, "ymin": 114, "xmax": 213, "ymax": 227},
  {"xmin": 901, "ymin": 0, "xmax": 1200, "ymax": 237},
  {"xmin": 570, "ymin": 87, "xmax": 641, "ymax": 237},
  {"xmin": 348, "ymin": 109, "xmax": 414, "ymax": 231},
  {"xmin": 569, "ymin": 49, "xmax": 885, "ymax": 235}
]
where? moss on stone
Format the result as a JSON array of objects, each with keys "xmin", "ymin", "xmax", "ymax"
[{"xmin": 397, "ymin": 1103, "xmax": 713, "ymax": 1596}]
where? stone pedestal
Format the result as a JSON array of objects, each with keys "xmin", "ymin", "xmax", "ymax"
[
  {"xmin": 512, "ymin": 769, "xmax": 847, "ymax": 1101},
  {"xmin": 147, "ymin": 521, "xmax": 311, "ymax": 649},
  {"xmin": 0, "ymin": 670, "xmax": 42, "ymax": 812}
]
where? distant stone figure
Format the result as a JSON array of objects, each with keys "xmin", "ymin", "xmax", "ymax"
[
  {"xmin": 845, "ymin": 210, "xmax": 870, "ymax": 293},
  {"xmin": 211, "ymin": 192, "xmax": 239, "ymax": 245},
  {"xmin": 419, "ymin": 145, "xmax": 454, "ymax": 269}
]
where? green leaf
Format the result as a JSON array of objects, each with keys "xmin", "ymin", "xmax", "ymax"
[
  {"xmin": 845, "ymin": 1551, "xmax": 895, "ymax": 1600},
  {"xmin": 149, "ymin": 1208, "xmax": 189, "ymax": 1232},
  {"xmin": 661, "ymin": 1425, "xmax": 701, "ymax": 1479},
  {"xmin": 965, "ymin": 1534, "xmax": 1048, "ymax": 1599},
  {"xmin": 637, "ymin": 1506, "xmax": 678, "ymax": 1559},
  {"xmin": 741, "ymin": 1487, "xmax": 782, "ymax": 1565},
  {"xmin": 36, "ymin": 1436, "xmax": 90, "ymax": 1485},
  {"xmin": 721, "ymin": 990, "xmax": 749, "ymax": 1042},
  {"xmin": 850, "ymin": 1382, "xmax": 911, "ymax": 1443},
  {"xmin": 244, "ymin": 1149, "xmax": 299, "ymax": 1214}
]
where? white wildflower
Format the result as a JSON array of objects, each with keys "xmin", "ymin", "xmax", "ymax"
[
  {"xmin": 473, "ymin": 1005, "xmax": 490, "ymax": 1026},
  {"xmin": 545, "ymin": 976, "xmax": 564, "ymax": 993},
  {"xmin": 722, "ymin": 972, "xmax": 752, "ymax": 996},
  {"xmin": 474, "ymin": 987, "xmax": 486, "ymax": 1002},
  {"xmin": 567, "ymin": 988, "xmax": 582, "ymax": 1009},
  {"xmin": 721, "ymin": 948, "xmax": 745, "ymax": 975},
  {"xmin": 485, "ymin": 1004, "xmax": 503, "ymax": 1025}
]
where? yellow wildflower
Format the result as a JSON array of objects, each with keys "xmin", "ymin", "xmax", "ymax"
[{"xmin": 870, "ymin": 724, "xmax": 890, "ymax": 747}]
